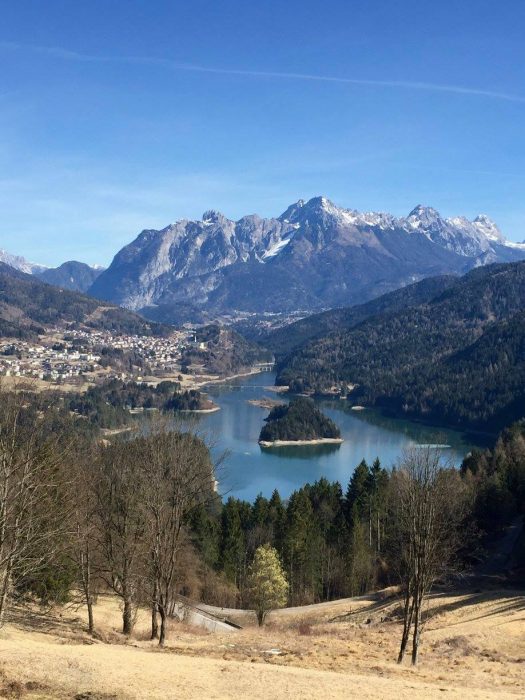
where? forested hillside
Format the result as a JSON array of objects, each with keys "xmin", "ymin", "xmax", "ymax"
[
  {"xmin": 0, "ymin": 263, "xmax": 167, "ymax": 337},
  {"xmin": 182, "ymin": 325, "xmax": 271, "ymax": 375},
  {"xmin": 277, "ymin": 262, "xmax": 525, "ymax": 431},
  {"xmin": 68, "ymin": 380, "xmax": 214, "ymax": 428},
  {"xmin": 261, "ymin": 275, "xmax": 458, "ymax": 360}
]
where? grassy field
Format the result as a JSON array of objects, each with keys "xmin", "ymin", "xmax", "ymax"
[{"xmin": 0, "ymin": 589, "xmax": 523, "ymax": 699}]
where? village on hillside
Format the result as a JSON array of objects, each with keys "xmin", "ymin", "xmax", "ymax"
[{"xmin": 0, "ymin": 328, "xmax": 201, "ymax": 385}]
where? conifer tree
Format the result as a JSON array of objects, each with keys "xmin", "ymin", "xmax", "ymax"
[
  {"xmin": 220, "ymin": 498, "xmax": 246, "ymax": 590},
  {"xmin": 345, "ymin": 459, "xmax": 370, "ymax": 527}
]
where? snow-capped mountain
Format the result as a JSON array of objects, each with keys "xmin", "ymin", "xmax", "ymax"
[
  {"xmin": 89, "ymin": 197, "xmax": 525, "ymax": 322},
  {"xmin": 0, "ymin": 249, "xmax": 47, "ymax": 275},
  {"xmin": 405, "ymin": 205, "xmax": 507, "ymax": 258},
  {"xmin": 0, "ymin": 248, "xmax": 104, "ymax": 293}
]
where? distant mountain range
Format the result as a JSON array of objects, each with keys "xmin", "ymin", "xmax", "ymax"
[
  {"xmin": 2, "ymin": 196, "xmax": 525, "ymax": 325},
  {"xmin": 276, "ymin": 261, "xmax": 525, "ymax": 432},
  {"xmin": 88, "ymin": 197, "xmax": 525, "ymax": 322},
  {"xmin": 0, "ymin": 249, "xmax": 47, "ymax": 275},
  {"xmin": 0, "ymin": 250, "xmax": 103, "ymax": 293}
]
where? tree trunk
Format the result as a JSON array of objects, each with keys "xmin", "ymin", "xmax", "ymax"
[
  {"xmin": 397, "ymin": 588, "xmax": 414, "ymax": 664},
  {"xmin": 87, "ymin": 596, "xmax": 94, "ymax": 634},
  {"xmin": 150, "ymin": 575, "xmax": 159, "ymax": 639},
  {"xmin": 0, "ymin": 552, "xmax": 14, "ymax": 627},
  {"xmin": 151, "ymin": 602, "xmax": 159, "ymax": 640},
  {"xmin": 411, "ymin": 596, "xmax": 422, "ymax": 666},
  {"xmin": 158, "ymin": 605, "xmax": 167, "ymax": 647},
  {"xmin": 0, "ymin": 569, "xmax": 10, "ymax": 627},
  {"xmin": 122, "ymin": 594, "xmax": 133, "ymax": 635},
  {"xmin": 80, "ymin": 544, "xmax": 95, "ymax": 634},
  {"xmin": 257, "ymin": 609, "xmax": 265, "ymax": 626}
]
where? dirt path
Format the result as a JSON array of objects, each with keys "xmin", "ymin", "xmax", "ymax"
[{"xmin": 199, "ymin": 592, "xmax": 380, "ymax": 624}]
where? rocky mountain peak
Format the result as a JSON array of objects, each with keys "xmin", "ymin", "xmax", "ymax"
[
  {"xmin": 279, "ymin": 196, "xmax": 351, "ymax": 226},
  {"xmin": 202, "ymin": 209, "xmax": 228, "ymax": 225},
  {"xmin": 472, "ymin": 214, "xmax": 503, "ymax": 242},
  {"xmin": 278, "ymin": 198, "xmax": 307, "ymax": 222},
  {"xmin": 0, "ymin": 248, "xmax": 47, "ymax": 275},
  {"xmin": 407, "ymin": 205, "xmax": 443, "ymax": 227},
  {"xmin": 88, "ymin": 197, "xmax": 525, "ymax": 321}
]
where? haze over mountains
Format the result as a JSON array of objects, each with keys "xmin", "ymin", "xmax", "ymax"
[{"xmin": 88, "ymin": 197, "xmax": 525, "ymax": 322}]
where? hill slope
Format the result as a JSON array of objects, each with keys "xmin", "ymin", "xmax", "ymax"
[
  {"xmin": 182, "ymin": 325, "xmax": 271, "ymax": 376},
  {"xmin": 261, "ymin": 274, "xmax": 458, "ymax": 360},
  {"xmin": 0, "ymin": 262, "xmax": 166, "ymax": 338},
  {"xmin": 277, "ymin": 261, "xmax": 525, "ymax": 431},
  {"xmin": 2, "ymin": 590, "xmax": 523, "ymax": 699}
]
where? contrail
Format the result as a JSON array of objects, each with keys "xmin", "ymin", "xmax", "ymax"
[{"xmin": 2, "ymin": 40, "xmax": 524, "ymax": 104}]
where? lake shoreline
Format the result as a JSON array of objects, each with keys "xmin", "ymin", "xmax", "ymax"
[
  {"xmin": 178, "ymin": 405, "xmax": 220, "ymax": 414},
  {"xmin": 200, "ymin": 367, "xmax": 267, "ymax": 387},
  {"xmin": 259, "ymin": 437, "xmax": 344, "ymax": 448},
  {"xmin": 198, "ymin": 371, "xmax": 479, "ymax": 500}
]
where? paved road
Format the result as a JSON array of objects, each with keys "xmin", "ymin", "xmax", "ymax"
[{"xmin": 197, "ymin": 590, "xmax": 391, "ymax": 623}]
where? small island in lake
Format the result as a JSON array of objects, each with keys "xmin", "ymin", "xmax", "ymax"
[
  {"xmin": 258, "ymin": 397, "xmax": 343, "ymax": 447},
  {"xmin": 247, "ymin": 397, "xmax": 283, "ymax": 410}
]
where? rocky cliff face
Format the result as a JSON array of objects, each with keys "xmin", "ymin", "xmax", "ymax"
[{"xmin": 89, "ymin": 197, "xmax": 525, "ymax": 322}]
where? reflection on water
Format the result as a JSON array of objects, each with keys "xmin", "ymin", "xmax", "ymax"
[
  {"xmin": 259, "ymin": 442, "xmax": 342, "ymax": 460},
  {"xmin": 172, "ymin": 372, "xmax": 484, "ymax": 502}
]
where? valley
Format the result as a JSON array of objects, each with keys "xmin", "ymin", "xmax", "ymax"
[
  {"xmin": 0, "ymin": 192, "xmax": 523, "ymax": 700},
  {"xmin": 3, "ymin": 6, "xmax": 525, "ymax": 699},
  {"xmin": 190, "ymin": 372, "xmax": 478, "ymax": 501}
]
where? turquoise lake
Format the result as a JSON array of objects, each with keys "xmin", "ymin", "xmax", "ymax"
[{"xmin": 181, "ymin": 372, "xmax": 483, "ymax": 502}]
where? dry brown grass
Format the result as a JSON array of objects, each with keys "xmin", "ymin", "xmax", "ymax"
[{"xmin": 0, "ymin": 590, "xmax": 523, "ymax": 699}]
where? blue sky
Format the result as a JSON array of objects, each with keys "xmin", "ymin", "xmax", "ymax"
[{"xmin": 1, "ymin": 0, "xmax": 525, "ymax": 266}]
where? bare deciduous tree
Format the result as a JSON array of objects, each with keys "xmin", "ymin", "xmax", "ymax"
[
  {"xmin": 392, "ymin": 447, "xmax": 468, "ymax": 665},
  {"xmin": 142, "ymin": 427, "xmax": 215, "ymax": 646},
  {"xmin": 93, "ymin": 440, "xmax": 148, "ymax": 635},
  {"xmin": 0, "ymin": 387, "xmax": 69, "ymax": 624},
  {"xmin": 68, "ymin": 441, "xmax": 101, "ymax": 634}
]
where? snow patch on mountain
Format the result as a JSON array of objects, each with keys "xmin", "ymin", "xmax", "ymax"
[
  {"xmin": 88, "ymin": 196, "xmax": 525, "ymax": 317},
  {"xmin": 262, "ymin": 237, "xmax": 292, "ymax": 260},
  {"xmin": 0, "ymin": 249, "xmax": 47, "ymax": 274}
]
